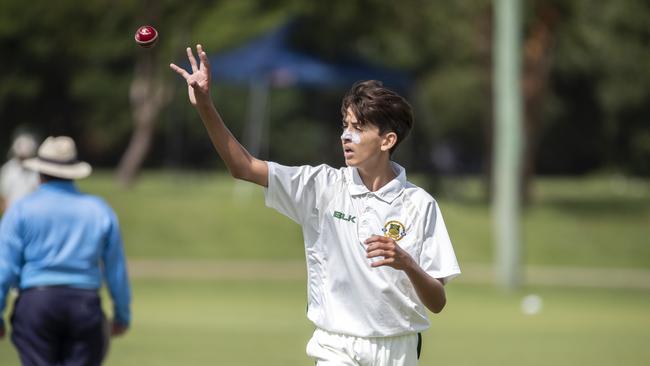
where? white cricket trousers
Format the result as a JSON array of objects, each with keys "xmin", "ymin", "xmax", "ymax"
[{"xmin": 306, "ymin": 328, "xmax": 419, "ymax": 366}]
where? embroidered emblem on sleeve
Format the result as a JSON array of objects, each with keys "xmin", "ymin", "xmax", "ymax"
[{"xmin": 382, "ymin": 220, "xmax": 406, "ymax": 241}]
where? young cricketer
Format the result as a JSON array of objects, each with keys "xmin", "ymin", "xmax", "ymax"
[{"xmin": 170, "ymin": 45, "xmax": 460, "ymax": 366}]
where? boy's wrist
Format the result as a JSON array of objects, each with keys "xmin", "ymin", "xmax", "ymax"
[
  {"xmin": 402, "ymin": 255, "xmax": 420, "ymax": 275},
  {"xmin": 195, "ymin": 97, "xmax": 215, "ymax": 111}
]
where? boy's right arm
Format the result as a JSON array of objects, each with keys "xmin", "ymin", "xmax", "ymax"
[{"xmin": 170, "ymin": 45, "xmax": 268, "ymax": 187}]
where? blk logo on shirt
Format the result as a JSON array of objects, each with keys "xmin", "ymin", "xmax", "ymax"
[{"xmin": 333, "ymin": 211, "xmax": 356, "ymax": 223}]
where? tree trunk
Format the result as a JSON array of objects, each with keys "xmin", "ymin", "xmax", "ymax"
[
  {"xmin": 521, "ymin": 4, "xmax": 559, "ymax": 204},
  {"xmin": 480, "ymin": 3, "xmax": 559, "ymax": 204},
  {"xmin": 116, "ymin": 50, "xmax": 169, "ymax": 188},
  {"xmin": 477, "ymin": 6, "xmax": 494, "ymax": 202}
]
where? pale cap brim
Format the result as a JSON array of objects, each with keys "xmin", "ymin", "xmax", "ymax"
[{"xmin": 23, "ymin": 158, "xmax": 92, "ymax": 180}]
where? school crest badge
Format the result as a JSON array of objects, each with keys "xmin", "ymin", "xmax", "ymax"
[{"xmin": 382, "ymin": 220, "xmax": 406, "ymax": 241}]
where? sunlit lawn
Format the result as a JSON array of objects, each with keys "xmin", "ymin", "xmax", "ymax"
[
  {"xmin": 1, "ymin": 172, "xmax": 648, "ymax": 365},
  {"xmin": 2, "ymin": 279, "xmax": 649, "ymax": 366},
  {"xmin": 80, "ymin": 171, "xmax": 650, "ymax": 269}
]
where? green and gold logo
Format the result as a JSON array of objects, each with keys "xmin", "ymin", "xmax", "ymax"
[
  {"xmin": 333, "ymin": 210, "xmax": 356, "ymax": 223},
  {"xmin": 382, "ymin": 220, "xmax": 406, "ymax": 241}
]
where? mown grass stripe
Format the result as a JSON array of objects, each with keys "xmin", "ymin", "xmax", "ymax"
[{"xmin": 127, "ymin": 259, "xmax": 650, "ymax": 289}]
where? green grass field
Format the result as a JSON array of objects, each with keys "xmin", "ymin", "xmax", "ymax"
[
  {"xmin": 0, "ymin": 172, "xmax": 648, "ymax": 364},
  {"xmin": 2, "ymin": 280, "xmax": 649, "ymax": 365},
  {"xmin": 80, "ymin": 171, "xmax": 650, "ymax": 268}
]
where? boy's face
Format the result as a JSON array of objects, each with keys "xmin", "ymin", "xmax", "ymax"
[{"xmin": 341, "ymin": 108, "xmax": 394, "ymax": 167}]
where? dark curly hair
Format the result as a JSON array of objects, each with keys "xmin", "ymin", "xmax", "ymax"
[{"xmin": 341, "ymin": 80, "xmax": 413, "ymax": 154}]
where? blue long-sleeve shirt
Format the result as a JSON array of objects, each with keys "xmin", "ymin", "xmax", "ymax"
[{"xmin": 0, "ymin": 181, "xmax": 131, "ymax": 327}]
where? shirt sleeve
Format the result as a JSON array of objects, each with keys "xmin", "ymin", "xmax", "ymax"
[
  {"xmin": 0, "ymin": 206, "xmax": 24, "ymax": 327},
  {"xmin": 419, "ymin": 201, "xmax": 461, "ymax": 284},
  {"xmin": 264, "ymin": 162, "xmax": 334, "ymax": 226},
  {"xmin": 102, "ymin": 208, "xmax": 131, "ymax": 326}
]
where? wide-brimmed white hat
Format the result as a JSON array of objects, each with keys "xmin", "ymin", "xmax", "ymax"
[{"xmin": 23, "ymin": 136, "xmax": 92, "ymax": 180}]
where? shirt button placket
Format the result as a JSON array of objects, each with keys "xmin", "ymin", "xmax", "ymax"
[{"xmin": 358, "ymin": 195, "xmax": 373, "ymax": 241}]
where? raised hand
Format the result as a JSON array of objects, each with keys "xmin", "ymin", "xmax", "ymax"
[{"xmin": 170, "ymin": 44, "xmax": 211, "ymax": 106}]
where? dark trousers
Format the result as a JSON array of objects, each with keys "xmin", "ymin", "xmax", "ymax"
[{"xmin": 10, "ymin": 287, "xmax": 108, "ymax": 366}]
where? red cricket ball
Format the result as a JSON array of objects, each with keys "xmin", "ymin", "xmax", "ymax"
[{"xmin": 134, "ymin": 25, "xmax": 158, "ymax": 48}]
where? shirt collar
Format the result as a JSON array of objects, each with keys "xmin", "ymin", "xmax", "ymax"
[
  {"xmin": 346, "ymin": 162, "xmax": 406, "ymax": 203},
  {"xmin": 41, "ymin": 180, "xmax": 78, "ymax": 193}
]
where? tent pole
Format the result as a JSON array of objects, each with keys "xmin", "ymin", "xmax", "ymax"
[
  {"xmin": 244, "ymin": 78, "xmax": 270, "ymax": 158},
  {"xmin": 493, "ymin": 0, "xmax": 523, "ymax": 290}
]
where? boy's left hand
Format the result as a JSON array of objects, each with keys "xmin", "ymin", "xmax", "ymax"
[{"xmin": 364, "ymin": 235, "xmax": 415, "ymax": 271}]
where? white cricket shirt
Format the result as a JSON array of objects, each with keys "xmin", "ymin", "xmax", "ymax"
[{"xmin": 265, "ymin": 161, "xmax": 461, "ymax": 337}]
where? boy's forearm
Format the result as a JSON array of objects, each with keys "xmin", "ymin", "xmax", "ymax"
[
  {"xmin": 170, "ymin": 45, "xmax": 267, "ymax": 185},
  {"xmin": 194, "ymin": 99, "xmax": 260, "ymax": 181},
  {"xmin": 404, "ymin": 262, "xmax": 447, "ymax": 314}
]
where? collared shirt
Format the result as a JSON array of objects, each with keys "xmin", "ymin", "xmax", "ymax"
[
  {"xmin": 0, "ymin": 181, "xmax": 131, "ymax": 326},
  {"xmin": 265, "ymin": 162, "xmax": 460, "ymax": 337},
  {"xmin": 0, "ymin": 158, "xmax": 39, "ymax": 208}
]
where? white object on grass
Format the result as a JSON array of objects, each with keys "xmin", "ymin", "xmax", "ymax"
[{"xmin": 521, "ymin": 294, "xmax": 543, "ymax": 315}]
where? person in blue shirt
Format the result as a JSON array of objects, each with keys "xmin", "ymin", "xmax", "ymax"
[{"xmin": 0, "ymin": 136, "xmax": 131, "ymax": 366}]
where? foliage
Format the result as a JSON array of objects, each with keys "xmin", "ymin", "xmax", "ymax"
[
  {"xmin": 0, "ymin": 0, "xmax": 135, "ymax": 161},
  {"xmin": 548, "ymin": 0, "xmax": 650, "ymax": 175},
  {"xmin": 0, "ymin": 1, "xmax": 649, "ymax": 175}
]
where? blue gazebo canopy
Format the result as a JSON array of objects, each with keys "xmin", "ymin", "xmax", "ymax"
[{"xmin": 209, "ymin": 23, "xmax": 412, "ymax": 91}]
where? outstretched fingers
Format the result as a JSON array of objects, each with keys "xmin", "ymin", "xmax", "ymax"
[
  {"xmin": 187, "ymin": 47, "xmax": 199, "ymax": 72},
  {"xmin": 168, "ymin": 45, "xmax": 202, "ymax": 80},
  {"xmin": 169, "ymin": 63, "xmax": 190, "ymax": 79},
  {"xmin": 170, "ymin": 44, "xmax": 210, "ymax": 99},
  {"xmin": 197, "ymin": 44, "xmax": 210, "ymax": 71}
]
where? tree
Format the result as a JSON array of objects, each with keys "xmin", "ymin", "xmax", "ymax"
[
  {"xmin": 116, "ymin": 0, "xmax": 289, "ymax": 186},
  {"xmin": 2, "ymin": 0, "xmax": 648, "ymax": 180},
  {"xmin": 549, "ymin": 0, "xmax": 650, "ymax": 176}
]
